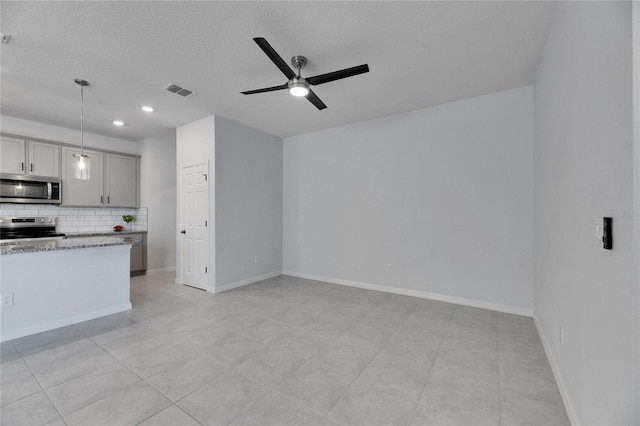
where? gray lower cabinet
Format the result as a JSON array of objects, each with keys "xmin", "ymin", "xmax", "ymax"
[{"xmin": 121, "ymin": 233, "xmax": 147, "ymax": 276}]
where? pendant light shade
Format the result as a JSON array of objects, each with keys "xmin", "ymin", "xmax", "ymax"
[{"xmin": 74, "ymin": 79, "xmax": 90, "ymax": 180}]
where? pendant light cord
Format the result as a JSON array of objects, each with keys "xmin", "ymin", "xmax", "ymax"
[
  {"xmin": 75, "ymin": 78, "xmax": 89, "ymax": 157},
  {"xmin": 80, "ymin": 83, "xmax": 84, "ymax": 157}
]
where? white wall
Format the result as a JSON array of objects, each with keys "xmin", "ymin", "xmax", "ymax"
[
  {"xmin": 214, "ymin": 116, "xmax": 282, "ymax": 289},
  {"xmin": 1, "ymin": 245, "xmax": 131, "ymax": 341},
  {"xmin": 138, "ymin": 129, "xmax": 177, "ymax": 270},
  {"xmin": 533, "ymin": 2, "xmax": 635, "ymax": 424},
  {"xmin": 1, "ymin": 115, "xmax": 138, "ymax": 154},
  {"xmin": 176, "ymin": 115, "xmax": 216, "ymax": 287},
  {"xmin": 284, "ymin": 86, "xmax": 534, "ymax": 314}
]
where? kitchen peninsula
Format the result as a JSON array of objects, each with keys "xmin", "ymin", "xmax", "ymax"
[{"xmin": 0, "ymin": 236, "xmax": 132, "ymax": 341}]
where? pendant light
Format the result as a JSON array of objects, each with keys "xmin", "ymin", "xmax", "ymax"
[{"xmin": 73, "ymin": 78, "xmax": 90, "ymax": 180}]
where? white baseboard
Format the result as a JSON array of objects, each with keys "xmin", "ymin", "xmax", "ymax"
[
  {"xmin": 533, "ymin": 315, "xmax": 579, "ymax": 425},
  {"xmin": 1, "ymin": 303, "xmax": 132, "ymax": 342},
  {"xmin": 146, "ymin": 266, "xmax": 176, "ymax": 274},
  {"xmin": 214, "ymin": 270, "xmax": 283, "ymax": 293},
  {"xmin": 282, "ymin": 270, "xmax": 533, "ymax": 317}
]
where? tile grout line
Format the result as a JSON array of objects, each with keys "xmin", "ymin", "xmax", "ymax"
[
  {"xmin": 13, "ymin": 342, "xmax": 68, "ymax": 425},
  {"xmin": 167, "ymin": 294, "xmax": 414, "ymax": 424},
  {"xmin": 163, "ymin": 293, "xmax": 368, "ymax": 424},
  {"xmin": 9, "ymin": 279, "xmax": 344, "ymax": 421},
  {"xmin": 321, "ymin": 299, "xmax": 418, "ymax": 424},
  {"xmin": 406, "ymin": 304, "xmax": 457, "ymax": 426},
  {"xmin": 29, "ymin": 283, "xmax": 286, "ymax": 425},
  {"xmin": 5, "ymin": 276, "xmax": 537, "ymax": 426},
  {"xmin": 45, "ymin": 317, "xmax": 174, "ymax": 424}
]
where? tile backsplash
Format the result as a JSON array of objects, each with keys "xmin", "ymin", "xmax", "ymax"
[{"xmin": 0, "ymin": 204, "xmax": 148, "ymax": 234}]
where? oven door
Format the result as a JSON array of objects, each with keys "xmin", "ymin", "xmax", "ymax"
[{"xmin": 0, "ymin": 174, "xmax": 62, "ymax": 204}]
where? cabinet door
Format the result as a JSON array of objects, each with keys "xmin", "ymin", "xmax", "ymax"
[
  {"xmin": 27, "ymin": 141, "xmax": 60, "ymax": 177},
  {"xmin": 0, "ymin": 137, "xmax": 26, "ymax": 175},
  {"xmin": 129, "ymin": 234, "xmax": 144, "ymax": 272},
  {"xmin": 61, "ymin": 147, "xmax": 104, "ymax": 206},
  {"xmin": 105, "ymin": 153, "xmax": 138, "ymax": 207}
]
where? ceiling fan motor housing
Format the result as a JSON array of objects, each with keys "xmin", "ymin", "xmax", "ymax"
[
  {"xmin": 291, "ymin": 55, "xmax": 307, "ymax": 70},
  {"xmin": 288, "ymin": 77, "xmax": 308, "ymax": 88}
]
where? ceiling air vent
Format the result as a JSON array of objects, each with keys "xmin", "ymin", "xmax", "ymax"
[{"xmin": 163, "ymin": 82, "xmax": 196, "ymax": 98}]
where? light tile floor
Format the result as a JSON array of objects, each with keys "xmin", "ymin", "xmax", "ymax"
[{"xmin": 0, "ymin": 272, "xmax": 570, "ymax": 426}]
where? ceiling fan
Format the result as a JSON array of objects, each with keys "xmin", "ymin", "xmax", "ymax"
[{"xmin": 241, "ymin": 37, "xmax": 369, "ymax": 110}]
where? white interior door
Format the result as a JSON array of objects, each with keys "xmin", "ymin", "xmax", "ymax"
[{"xmin": 180, "ymin": 163, "xmax": 209, "ymax": 290}]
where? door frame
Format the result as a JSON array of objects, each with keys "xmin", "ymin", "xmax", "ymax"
[{"xmin": 177, "ymin": 160, "xmax": 214, "ymax": 291}]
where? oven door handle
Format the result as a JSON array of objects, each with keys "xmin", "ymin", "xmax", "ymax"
[{"xmin": 46, "ymin": 182, "xmax": 52, "ymax": 199}]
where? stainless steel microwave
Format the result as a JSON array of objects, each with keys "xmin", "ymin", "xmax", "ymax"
[{"xmin": 0, "ymin": 174, "xmax": 61, "ymax": 204}]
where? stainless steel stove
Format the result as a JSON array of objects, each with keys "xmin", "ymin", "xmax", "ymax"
[{"xmin": 0, "ymin": 216, "xmax": 65, "ymax": 243}]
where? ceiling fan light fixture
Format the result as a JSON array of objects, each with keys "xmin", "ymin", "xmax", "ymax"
[{"xmin": 288, "ymin": 80, "xmax": 309, "ymax": 97}]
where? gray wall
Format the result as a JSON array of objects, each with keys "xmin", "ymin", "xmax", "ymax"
[
  {"xmin": 533, "ymin": 2, "xmax": 635, "ymax": 424},
  {"xmin": 215, "ymin": 116, "xmax": 283, "ymax": 287},
  {"xmin": 138, "ymin": 129, "xmax": 177, "ymax": 270},
  {"xmin": 284, "ymin": 87, "xmax": 534, "ymax": 313}
]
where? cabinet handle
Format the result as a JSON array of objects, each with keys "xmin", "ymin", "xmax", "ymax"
[
  {"xmin": 101, "ymin": 195, "xmax": 104, "ymax": 204},
  {"xmin": 107, "ymin": 196, "xmax": 110, "ymax": 204},
  {"xmin": 21, "ymin": 162, "xmax": 24, "ymax": 171},
  {"xmin": 30, "ymin": 163, "xmax": 33, "ymax": 172}
]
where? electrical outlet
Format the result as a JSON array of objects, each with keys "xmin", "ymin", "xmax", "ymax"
[
  {"xmin": 1, "ymin": 293, "xmax": 14, "ymax": 307},
  {"xmin": 559, "ymin": 326, "xmax": 564, "ymax": 346},
  {"xmin": 387, "ymin": 263, "xmax": 394, "ymax": 272},
  {"xmin": 253, "ymin": 256, "xmax": 258, "ymax": 264}
]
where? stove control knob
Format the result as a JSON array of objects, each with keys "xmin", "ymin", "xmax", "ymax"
[
  {"xmin": 41, "ymin": 219, "xmax": 45, "ymax": 223},
  {"xmin": 48, "ymin": 219, "xmax": 52, "ymax": 223}
]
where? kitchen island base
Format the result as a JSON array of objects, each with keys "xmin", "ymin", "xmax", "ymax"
[{"xmin": 1, "ymin": 244, "xmax": 131, "ymax": 341}]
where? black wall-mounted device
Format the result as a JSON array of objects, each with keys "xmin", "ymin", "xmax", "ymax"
[{"xmin": 603, "ymin": 217, "xmax": 612, "ymax": 250}]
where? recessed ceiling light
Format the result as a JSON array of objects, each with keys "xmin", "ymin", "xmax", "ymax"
[
  {"xmin": 113, "ymin": 120, "xmax": 124, "ymax": 126},
  {"xmin": 142, "ymin": 106, "xmax": 154, "ymax": 112}
]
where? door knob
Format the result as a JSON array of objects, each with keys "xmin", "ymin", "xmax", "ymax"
[{"xmin": 180, "ymin": 230, "xmax": 186, "ymax": 234}]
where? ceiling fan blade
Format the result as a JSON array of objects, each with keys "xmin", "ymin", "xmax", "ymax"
[
  {"xmin": 253, "ymin": 37, "xmax": 296, "ymax": 80},
  {"xmin": 241, "ymin": 83, "xmax": 288, "ymax": 95},
  {"xmin": 307, "ymin": 64, "xmax": 369, "ymax": 86},
  {"xmin": 306, "ymin": 89, "xmax": 327, "ymax": 110}
]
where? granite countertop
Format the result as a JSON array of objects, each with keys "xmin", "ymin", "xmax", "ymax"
[
  {"xmin": 0, "ymin": 236, "xmax": 132, "ymax": 255},
  {"xmin": 65, "ymin": 230, "xmax": 147, "ymax": 237}
]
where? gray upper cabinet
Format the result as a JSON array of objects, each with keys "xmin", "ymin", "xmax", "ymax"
[
  {"xmin": 2, "ymin": 134, "xmax": 139, "ymax": 208},
  {"xmin": 61, "ymin": 147, "xmax": 104, "ymax": 206},
  {"xmin": 0, "ymin": 137, "xmax": 60, "ymax": 177},
  {"xmin": 0, "ymin": 137, "xmax": 26, "ymax": 174},
  {"xmin": 27, "ymin": 141, "xmax": 60, "ymax": 178},
  {"xmin": 61, "ymin": 147, "xmax": 139, "ymax": 207},
  {"xmin": 105, "ymin": 153, "xmax": 138, "ymax": 207}
]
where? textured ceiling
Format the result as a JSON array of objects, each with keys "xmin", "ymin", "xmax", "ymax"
[{"xmin": 0, "ymin": 1, "xmax": 555, "ymax": 140}]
